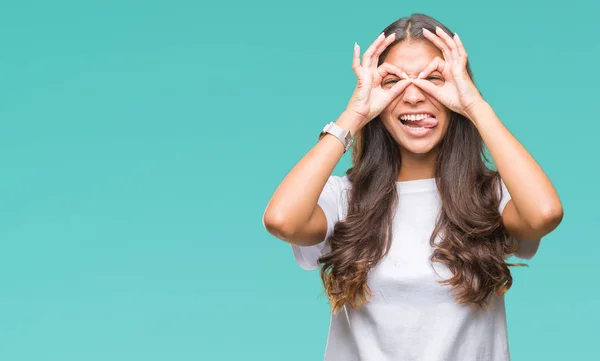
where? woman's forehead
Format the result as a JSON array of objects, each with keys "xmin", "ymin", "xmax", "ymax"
[{"xmin": 384, "ymin": 41, "xmax": 443, "ymax": 74}]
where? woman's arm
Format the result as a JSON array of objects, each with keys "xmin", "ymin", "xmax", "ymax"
[
  {"xmin": 468, "ymin": 101, "xmax": 564, "ymax": 240},
  {"xmin": 412, "ymin": 28, "xmax": 563, "ymax": 241},
  {"xmin": 262, "ymin": 112, "xmax": 360, "ymax": 247},
  {"xmin": 263, "ymin": 33, "xmax": 412, "ymax": 247}
]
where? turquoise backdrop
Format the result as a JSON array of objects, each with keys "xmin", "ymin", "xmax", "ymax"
[{"xmin": 0, "ymin": 0, "xmax": 597, "ymax": 360}]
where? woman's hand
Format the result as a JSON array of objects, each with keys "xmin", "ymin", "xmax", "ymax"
[
  {"xmin": 345, "ymin": 32, "xmax": 412, "ymax": 128},
  {"xmin": 411, "ymin": 27, "xmax": 485, "ymax": 119}
]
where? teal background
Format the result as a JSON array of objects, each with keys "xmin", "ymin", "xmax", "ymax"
[{"xmin": 0, "ymin": 0, "xmax": 597, "ymax": 360}]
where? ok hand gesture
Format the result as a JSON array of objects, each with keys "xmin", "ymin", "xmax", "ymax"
[
  {"xmin": 345, "ymin": 33, "xmax": 412, "ymax": 127},
  {"xmin": 411, "ymin": 27, "xmax": 484, "ymax": 119}
]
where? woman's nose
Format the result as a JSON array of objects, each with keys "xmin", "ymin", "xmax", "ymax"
[{"xmin": 402, "ymin": 83, "xmax": 425, "ymax": 104}]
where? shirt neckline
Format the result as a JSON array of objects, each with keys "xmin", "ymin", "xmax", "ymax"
[{"xmin": 396, "ymin": 177, "xmax": 437, "ymax": 194}]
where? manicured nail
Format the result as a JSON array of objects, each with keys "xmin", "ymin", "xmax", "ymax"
[
  {"xmin": 422, "ymin": 28, "xmax": 430, "ymax": 34},
  {"xmin": 401, "ymin": 72, "xmax": 409, "ymax": 79},
  {"xmin": 417, "ymin": 72, "xmax": 423, "ymax": 79}
]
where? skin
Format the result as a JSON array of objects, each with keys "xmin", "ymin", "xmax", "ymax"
[
  {"xmin": 417, "ymin": 28, "xmax": 563, "ymax": 242},
  {"xmin": 378, "ymin": 40, "xmax": 452, "ymax": 181},
  {"xmin": 264, "ymin": 27, "xmax": 563, "ymax": 248},
  {"xmin": 349, "ymin": 28, "xmax": 563, "ymax": 241}
]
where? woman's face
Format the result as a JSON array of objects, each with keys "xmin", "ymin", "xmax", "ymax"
[{"xmin": 379, "ymin": 40, "xmax": 452, "ymax": 156}]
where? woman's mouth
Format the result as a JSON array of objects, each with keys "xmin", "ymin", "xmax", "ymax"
[{"xmin": 399, "ymin": 113, "xmax": 438, "ymax": 137}]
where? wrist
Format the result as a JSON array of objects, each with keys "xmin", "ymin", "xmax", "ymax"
[
  {"xmin": 336, "ymin": 110, "xmax": 364, "ymax": 136},
  {"xmin": 465, "ymin": 99, "xmax": 492, "ymax": 124}
]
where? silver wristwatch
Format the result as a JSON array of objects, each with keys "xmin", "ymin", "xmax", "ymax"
[{"xmin": 318, "ymin": 122, "xmax": 354, "ymax": 153}]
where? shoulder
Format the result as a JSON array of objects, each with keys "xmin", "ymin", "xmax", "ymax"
[
  {"xmin": 496, "ymin": 176, "xmax": 511, "ymax": 214},
  {"xmin": 329, "ymin": 174, "xmax": 351, "ymax": 186},
  {"xmin": 324, "ymin": 174, "xmax": 353, "ymax": 195},
  {"xmin": 320, "ymin": 175, "xmax": 353, "ymax": 218}
]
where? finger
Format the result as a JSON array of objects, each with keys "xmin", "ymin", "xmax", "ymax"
[
  {"xmin": 435, "ymin": 27, "xmax": 459, "ymax": 61},
  {"xmin": 411, "ymin": 78, "xmax": 440, "ymax": 99},
  {"xmin": 453, "ymin": 33, "xmax": 468, "ymax": 63},
  {"xmin": 376, "ymin": 62, "xmax": 408, "ymax": 80},
  {"xmin": 352, "ymin": 42, "xmax": 361, "ymax": 75},
  {"xmin": 417, "ymin": 57, "xmax": 445, "ymax": 79},
  {"xmin": 388, "ymin": 78, "xmax": 412, "ymax": 97},
  {"xmin": 362, "ymin": 33, "xmax": 386, "ymax": 69},
  {"xmin": 370, "ymin": 33, "xmax": 396, "ymax": 69},
  {"xmin": 352, "ymin": 43, "xmax": 373, "ymax": 86},
  {"xmin": 423, "ymin": 28, "xmax": 451, "ymax": 62}
]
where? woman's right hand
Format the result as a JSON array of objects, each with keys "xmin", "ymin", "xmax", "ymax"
[{"xmin": 345, "ymin": 32, "xmax": 412, "ymax": 128}]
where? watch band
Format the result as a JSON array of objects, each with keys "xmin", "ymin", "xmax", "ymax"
[{"xmin": 318, "ymin": 122, "xmax": 354, "ymax": 153}]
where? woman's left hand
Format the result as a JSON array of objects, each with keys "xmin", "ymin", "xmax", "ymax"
[{"xmin": 411, "ymin": 27, "xmax": 484, "ymax": 119}]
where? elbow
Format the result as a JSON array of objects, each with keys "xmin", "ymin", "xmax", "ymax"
[
  {"xmin": 263, "ymin": 210, "xmax": 295, "ymax": 240},
  {"xmin": 546, "ymin": 205, "xmax": 564, "ymax": 231},
  {"xmin": 531, "ymin": 203, "xmax": 564, "ymax": 233}
]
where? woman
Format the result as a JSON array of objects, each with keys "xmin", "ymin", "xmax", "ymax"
[{"xmin": 262, "ymin": 13, "xmax": 563, "ymax": 361}]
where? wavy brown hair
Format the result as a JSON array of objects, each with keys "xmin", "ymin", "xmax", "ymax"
[{"xmin": 318, "ymin": 13, "xmax": 525, "ymax": 314}]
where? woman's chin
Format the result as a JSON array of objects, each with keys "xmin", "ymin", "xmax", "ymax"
[
  {"xmin": 383, "ymin": 120, "xmax": 445, "ymax": 156},
  {"xmin": 398, "ymin": 139, "xmax": 440, "ymax": 156}
]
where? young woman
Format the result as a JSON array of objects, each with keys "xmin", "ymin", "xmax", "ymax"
[{"xmin": 262, "ymin": 13, "xmax": 563, "ymax": 361}]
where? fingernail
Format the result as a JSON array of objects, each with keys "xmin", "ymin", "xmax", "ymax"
[
  {"xmin": 417, "ymin": 72, "xmax": 423, "ymax": 79},
  {"xmin": 422, "ymin": 28, "xmax": 429, "ymax": 33}
]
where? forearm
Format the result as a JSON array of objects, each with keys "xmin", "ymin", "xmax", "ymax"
[
  {"xmin": 467, "ymin": 101, "xmax": 563, "ymax": 228},
  {"xmin": 263, "ymin": 111, "xmax": 361, "ymax": 236}
]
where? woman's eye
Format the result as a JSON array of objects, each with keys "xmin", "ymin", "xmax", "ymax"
[
  {"xmin": 384, "ymin": 79, "xmax": 399, "ymax": 85},
  {"xmin": 427, "ymin": 76, "xmax": 443, "ymax": 81}
]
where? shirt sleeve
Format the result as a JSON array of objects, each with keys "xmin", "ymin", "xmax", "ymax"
[
  {"xmin": 499, "ymin": 178, "xmax": 541, "ymax": 260},
  {"xmin": 290, "ymin": 175, "xmax": 343, "ymax": 270}
]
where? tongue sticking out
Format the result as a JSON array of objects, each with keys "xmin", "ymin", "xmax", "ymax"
[{"xmin": 404, "ymin": 117, "xmax": 438, "ymax": 128}]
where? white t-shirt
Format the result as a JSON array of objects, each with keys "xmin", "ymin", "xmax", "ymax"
[{"xmin": 291, "ymin": 175, "xmax": 540, "ymax": 361}]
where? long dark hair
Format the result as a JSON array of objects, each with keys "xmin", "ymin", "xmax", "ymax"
[{"xmin": 318, "ymin": 13, "xmax": 524, "ymax": 314}]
